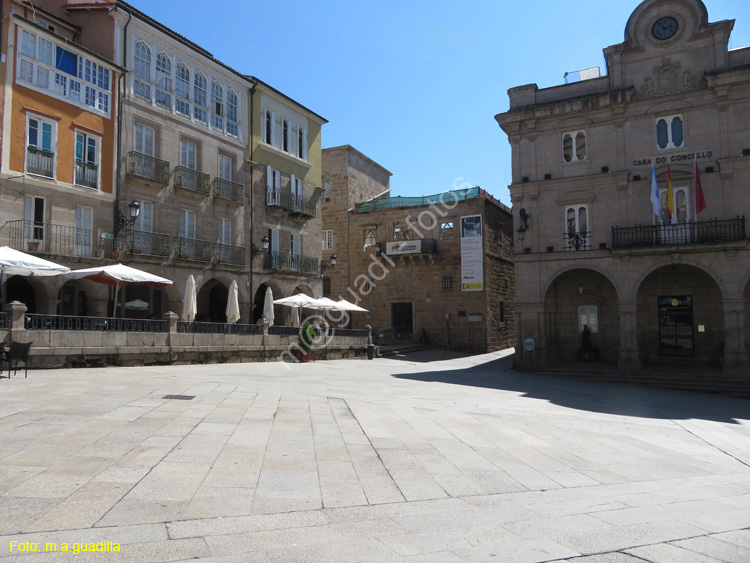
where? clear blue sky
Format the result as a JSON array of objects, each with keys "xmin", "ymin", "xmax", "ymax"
[{"xmin": 126, "ymin": 0, "xmax": 749, "ymax": 206}]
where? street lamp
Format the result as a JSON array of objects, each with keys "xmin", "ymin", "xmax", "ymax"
[
  {"xmin": 251, "ymin": 236, "xmax": 270, "ymax": 258},
  {"xmin": 517, "ymin": 207, "xmax": 530, "ymax": 241},
  {"xmin": 320, "ymin": 253, "xmax": 337, "ymax": 275},
  {"xmin": 116, "ymin": 200, "xmax": 141, "ymax": 232}
]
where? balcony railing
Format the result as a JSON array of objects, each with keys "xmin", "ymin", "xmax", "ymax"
[
  {"xmin": 7, "ymin": 220, "xmax": 113, "ymax": 258},
  {"xmin": 564, "ymin": 230, "xmax": 592, "ymax": 251},
  {"xmin": 215, "ymin": 243, "xmax": 245, "ymax": 266},
  {"xmin": 612, "ymin": 217, "xmax": 746, "ymax": 249},
  {"xmin": 174, "ymin": 166, "xmax": 210, "ymax": 195},
  {"xmin": 26, "ymin": 147, "xmax": 54, "ymax": 177},
  {"xmin": 119, "ymin": 230, "xmax": 173, "ymax": 257},
  {"xmin": 264, "ymin": 251, "xmax": 319, "ymax": 275},
  {"xmin": 266, "ymin": 188, "xmax": 316, "ymax": 218},
  {"xmin": 213, "ymin": 178, "xmax": 244, "ymax": 204},
  {"xmin": 177, "ymin": 322, "xmax": 263, "ymax": 335},
  {"xmin": 175, "ymin": 237, "xmax": 213, "ymax": 261},
  {"xmin": 126, "ymin": 151, "xmax": 171, "ymax": 184},
  {"xmin": 74, "ymin": 160, "xmax": 98, "ymax": 189},
  {"xmin": 26, "ymin": 314, "xmax": 167, "ymax": 332}
]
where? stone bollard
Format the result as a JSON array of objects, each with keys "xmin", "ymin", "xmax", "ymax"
[
  {"xmin": 6, "ymin": 301, "xmax": 28, "ymax": 342},
  {"xmin": 365, "ymin": 324, "xmax": 374, "ymax": 360},
  {"xmin": 261, "ymin": 316, "xmax": 270, "ymax": 336},
  {"xmin": 164, "ymin": 311, "xmax": 178, "ymax": 333}
]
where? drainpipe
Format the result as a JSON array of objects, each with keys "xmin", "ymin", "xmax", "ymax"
[
  {"xmin": 113, "ymin": 8, "xmax": 132, "ymax": 251},
  {"xmin": 249, "ymin": 80, "xmax": 255, "ymax": 321}
]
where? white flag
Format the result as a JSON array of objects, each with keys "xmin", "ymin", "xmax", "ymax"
[{"xmin": 650, "ymin": 165, "xmax": 662, "ymax": 219}]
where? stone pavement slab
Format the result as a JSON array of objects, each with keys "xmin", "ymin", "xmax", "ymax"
[{"xmin": 0, "ymin": 349, "xmax": 749, "ymax": 561}]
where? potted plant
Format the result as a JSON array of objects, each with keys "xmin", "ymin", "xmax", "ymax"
[
  {"xmin": 27, "ymin": 241, "xmax": 39, "ymax": 251},
  {"xmin": 577, "ymin": 324, "xmax": 599, "ymax": 361},
  {"xmin": 294, "ymin": 321, "xmax": 317, "ymax": 362},
  {"xmin": 109, "ymin": 250, "xmax": 121, "ymax": 260}
]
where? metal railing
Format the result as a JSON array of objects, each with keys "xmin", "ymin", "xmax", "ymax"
[
  {"xmin": 26, "ymin": 147, "xmax": 54, "ymax": 177},
  {"xmin": 177, "ymin": 322, "xmax": 263, "ymax": 335},
  {"xmin": 331, "ymin": 328, "xmax": 369, "ymax": 337},
  {"xmin": 215, "ymin": 243, "xmax": 245, "ymax": 266},
  {"xmin": 564, "ymin": 230, "xmax": 591, "ymax": 251},
  {"xmin": 269, "ymin": 326, "xmax": 300, "ymax": 336},
  {"xmin": 612, "ymin": 217, "xmax": 746, "ymax": 249},
  {"xmin": 266, "ymin": 188, "xmax": 316, "ymax": 217},
  {"xmin": 26, "ymin": 314, "xmax": 168, "ymax": 333},
  {"xmin": 7, "ymin": 220, "xmax": 113, "ymax": 258},
  {"xmin": 213, "ymin": 178, "xmax": 244, "ymax": 204},
  {"xmin": 127, "ymin": 151, "xmax": 171, "ymax": 184},
  {"xmin": 123, "ymin": 230, "xmax": 173, "ymax": 257},
  {"xmin": 264, "ymin": 251, "xmax": 319, "ymax": 275},
  {"xmin": 175, "ymin": 237, "xmax": 213, "ymax": 261},
  {"xmin": 74, "ymin": 160, "xmax": 98, "ymax": 189},
  {"xmin": 174, "ymin": 166, "xmax": 211, "ymax": 195}
]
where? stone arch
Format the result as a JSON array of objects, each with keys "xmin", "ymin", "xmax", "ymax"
[
  {"xmin": 634, "ymin": 258, "xmax": 726, "ymax": 301},
  {"xmin": 542, "ymin": 262, "xmax": 623, "ymax": 303},
  {"xmin": 196, "ymin": 278, "xmax": 229, "ymax": 323},
  {"xmin": 635, "ymin": 263, "xmax": 723, "ymax": 364},
  {"xmin": 293, "ymin": 283, "xmax": 315, "ymax": 297},
  {"xmin": 544, "ymin": 267, "xmax": 621, "ymax": 364},
  {"xmin": 624, "ymin": 0, "xmax": 708, "ymax": 48},
  {"xmin": 57, "ymin": 278, "xmax": 101, "ymax": 316},
  {"xmin": 253, "ymin": 281, "xmax": 285, "ymax": 324},
  {"xmin": 3, "ymin": 275, "xmax": 50, "ymax": 314}
]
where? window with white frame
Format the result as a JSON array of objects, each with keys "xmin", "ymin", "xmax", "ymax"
[
  {"xmin": 155, "ymin": 52, "xmax": 172, "ymax": 108},
  {"xmin": 74, "ymin": 205, "xmax": 93, "ymax": 257},
  {"xmin": 562, "ymin": 130, "xmax": 586, "ymax": 162},
  {"xmin": 74, "ymin": 130, "xmax": 99, "ymax": 189},
  {"xmin": 210, "ymin": 81, "xmax": 223, "ymax": 130},
  {"xmin": 17, "ymin": 27, "xmax": 111, "ymax": 116},
  {"xmin": 564, "ymin": 204, "xmax": 590, "ymax": 251},
  {"xmin": 26, "ymin": 114, "xmax": 56, "ymax": 178},
  {"xmin": 363, "ymin": 228, "xmax": 376, "ymax": 248},
  {"xmin": 578, "ymin": 305, "xmax": 598, "ymax": 333},
  {"xmin": 322, "ymin": 229, "xmax": 333, "ymax": 250},
  {"xmin": 282, "ymin": 118, "xmax": 289, "ymax": 152},
  {"xmin": 181, "ymin": 139, "xmax": 198, "ymax": 170},
  {"xmin": 266, "ymin": 165, "xmax": 281, "ymax": 205},
  {"xmin": 175, "ymin": 63, "xmax": 190, "ymax": 116},
  {"xmin": 219, "ymin": 217, "xmax": 231, "ymax": 247},
  {"xmin": 296, "ymin": 126, "xmax": 307, "ymax": 159},
  {"xmin": 393, "ymin": 226, "xmax": 409, "ymax": 240},
  {"xmin": 193, "ymin": 73, "xmax": 208, "ymax": 124},
  {"xmin": 440, "ymin": 220, "xmax": 454, "ymax": 240},
  {"xmin": 133, "ymin": 200, "xmax": 153, "ymax": 233},
  {"xmin": 324, "ymin": 181, "xmax": 331, "ymax": 202},
  {"xmin": 133, "ymin": 41, "xmax": 151, "ymax": 99},
  {"xmin": 263, "ymin": 108, "xmax": 274, "ymax": 145},
  {"xmin": 660, "ymin": 186, "xmax": 690, "ymax": 224},
  {"xmin": 656, "ymin": 115, "xmax": 684, "ymax": 150},
  {"xmin": 135, "ymin": 123, "xmax": 155, "ymax": 156},
  {"xmin": 179, "ymin": 209, "xmax": 196, "ymax": 259},
  {"xmin": 226, "ymin": 90, "xmax": 239, "ymax": 137}
]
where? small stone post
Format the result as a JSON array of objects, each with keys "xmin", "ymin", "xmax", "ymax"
[
  {"xmin": 7, "ymin": 301, "xmax": 28, "ymax": 342},
  {"xmin": 365, "ymin": 324, "xmax": 374, "ymax": 360}
]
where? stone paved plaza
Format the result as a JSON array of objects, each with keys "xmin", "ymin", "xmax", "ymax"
[{"xmin": 1, "ymin": 350, "xmax": 750, "ymax": 562}]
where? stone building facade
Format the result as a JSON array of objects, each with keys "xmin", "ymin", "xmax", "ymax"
[
  {"xmin": 495, "ymin": 0, "xmax": 750, "ymax": 376},
  {"xmin": 322, "ymin": 146, "xmax": 515, "ymax": 352}
]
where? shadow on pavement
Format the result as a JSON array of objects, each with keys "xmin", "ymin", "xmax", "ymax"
[
  {"xmin": 391, "ymin": 354, "xmax": 750, "ymax": 424},
  {"xmin": 380, "ymin": 349, "xmax": 476, "ymax": 363}
]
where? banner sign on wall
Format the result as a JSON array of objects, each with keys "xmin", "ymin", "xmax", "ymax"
[
  {"xmin": 386, "ymin": 240, "xmax": 422, "ymax": 255},
  {"xmin": 460, "ymin": 214, "xmax": 483, "ymax": 291}
]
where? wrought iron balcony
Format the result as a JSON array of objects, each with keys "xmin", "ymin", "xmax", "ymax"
[
  {"xmin": 118, "ymin": 230, "xmax": 173, "ymax": 257},
  {"xmin": 564, "ymin": 230, "xmax": 592, "ymax": 251},
  {"xmin": 264, "ymin": 251, "xmax": 319, "ymax": 275},
  {"xmin": 174, "ymin": 166, "xmax": 210, "ymax": 195},
  {"xmin": 212, "ymin": 178, "xmax": 244, "ymax": 204},
  {"xmin": 74, "ymin": 160, "xmax": 98, "ymax": 189},
  {"xmin": 612, "ymin": 217, "xmax": 746, "ymax": 249},
  {"xmin": 175, "ymin": 236, "xmax": 213, "ymax": 262},
  {"xmin": 26, "ymin": 147, "xmax": 55, "ymax": 177},
  {"xmin": 126, "ymin": 151, "xmax": 171, "ymax": 184},
  {"xmin": 7, "ymin": 220, "xmax": 113, "ymax": 258},
  {"xmin": 266, "ymin": 188, "xmax": 316, "ymax": 218},
  {"xmin": 214, "ymin": 243, "xmax": 246, "ymax": 266}
]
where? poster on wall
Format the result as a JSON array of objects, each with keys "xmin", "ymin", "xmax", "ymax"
[{"xmin": 460, "ymin": 214, "xmax": 483, "ymax": 291}]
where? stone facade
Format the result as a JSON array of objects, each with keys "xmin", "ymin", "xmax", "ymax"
[
  {"xmin": 322, "ymin": 146, "xmax": 515, "ymax": 353},
  {"xmin": 496, "ymin": 0, "xmax": 750, "ymax": 377}
]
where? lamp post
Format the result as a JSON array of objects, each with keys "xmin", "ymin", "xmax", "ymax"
[
  {"xmin": 251, "ymin": 236, "xmax": 270, "ymax": 259},
  {"xmin": 320, "ymin": 253, "xmax": 337, "ymax": 276},
  {"xmin": 113, "ymin": 200, "xmax": 141, "ymax": 253}
]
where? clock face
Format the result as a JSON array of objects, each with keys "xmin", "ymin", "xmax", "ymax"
[{"xmin": 652, "ymin": 16, "xmax": 678, "ymax": 40}]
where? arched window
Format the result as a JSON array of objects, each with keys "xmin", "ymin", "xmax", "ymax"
[
  {"xmin": 210, "ymin": 81, "xmax": 223, "ymax": 130},
  {"xmin": 175, "ymin": 63, "xmax": 190, "ymax": 117},
  {"xmin": 564, "ymin": 204, "xmax": 590, "ymax": 251},
  {"xmin": 133, "ymin": 41, "xmax": 151, "ymax": 99},
  {"xmin": 656, "ymin": 115, "xmax": 684, "ymax": 150},
  {"xmin": 226, "ymin": 90, "xmax": 239, "ymax": 137},
  {"xmin": 562, "ymin": 130, "xmax": 586, "ymax": 163},
  {"xmin": 155, "ymin": 52, "xmax": 172, "ymax": 108},
  {"xmin": 193, "ymin": 73, "xmax": 207, "ymax": 124}
]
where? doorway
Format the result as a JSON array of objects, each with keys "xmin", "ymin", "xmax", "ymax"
[
  {"xmin": 391, "ymin": 302, "xmax": 413, "ymax": 341},
  {"xmin": 658, "ymin": 295, "xmax": 694, "ymax": 356}
]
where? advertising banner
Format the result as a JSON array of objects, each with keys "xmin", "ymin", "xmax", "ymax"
[
  {"xmin": 386, "ymin": 240, "xmax": 422, "ymax": 255},
  {"xmin": 460, "ymin": 215, "xmax": 483, "ymax": 291}
]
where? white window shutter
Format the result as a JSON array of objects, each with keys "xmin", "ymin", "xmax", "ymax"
[
  {"xmin": 266, "ymin": 165, "xmax": 272, "ymax": 189},
  {"xmin": 274, "ymin": 169, "xmax": 280, "ymax": 189},
  {"xmin": 290, "ymin": 173, "xmax": 295, "ymax": 194},
  {"xmin": 261, "ymin": 109, "xmax": 267, "ymax": 143},
  {"xmin": 303, "ymin": 128, "xmax": 308, "ymax": 160}
]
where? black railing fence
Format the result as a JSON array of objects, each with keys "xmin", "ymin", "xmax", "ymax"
[
  {"xmin": 25, "ymin": 314, "xmax": 167, "ymax": 332},
  {"xmin": 177, "ymin": 322, "xmax": 264, "ymax": 335},
  {"xmin": 612, "ymin": 217, "xmax": 745, "ymax": 249}
]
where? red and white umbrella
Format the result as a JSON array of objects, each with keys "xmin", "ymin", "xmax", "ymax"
[{"xmin": 64, "ymin": 263, "xmax": 172, "ymax": 317}]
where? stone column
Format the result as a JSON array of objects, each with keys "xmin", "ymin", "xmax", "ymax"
[
  {"xmin": 617, "ymin": 300, "xmax": 641, "ymax": 371},
  {"xmin": 164, "ymin": 311, "xmax": 178, "ymax": 353},
  {"xmin": 722, "ymin": 299, "xmax": 748, "ymax": 377},
  {"xmin": 515, "ymin": 306, "xmax": 545, "ymax": 371},
  {"xmin": 6, "ymin": 301, "xmax": 28, "ymax": 342},
  {"xmin": 365, "ymin": 324, "xmax": 374, "ymax": 360}
]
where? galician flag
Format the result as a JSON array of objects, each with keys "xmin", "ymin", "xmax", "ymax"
[
  {"xmin": 695, "ymin": 161, "xmax": 707, "ymax": 214},
  {"xmin": 650, "ymin": 165, "xmax": 662, "ymax": 219},
  {"xmin": 666, "ymin": 164, "xmax": 674, "ymax": 219}
]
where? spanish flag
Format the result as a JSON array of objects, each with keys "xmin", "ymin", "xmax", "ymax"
[
  {"xmin": 666, "ymin": 165, "xmax": 674, "ymax": 220},
  {"xmin": 695, "ymin": 161, "xmax": 707, "ymax": 214}
]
